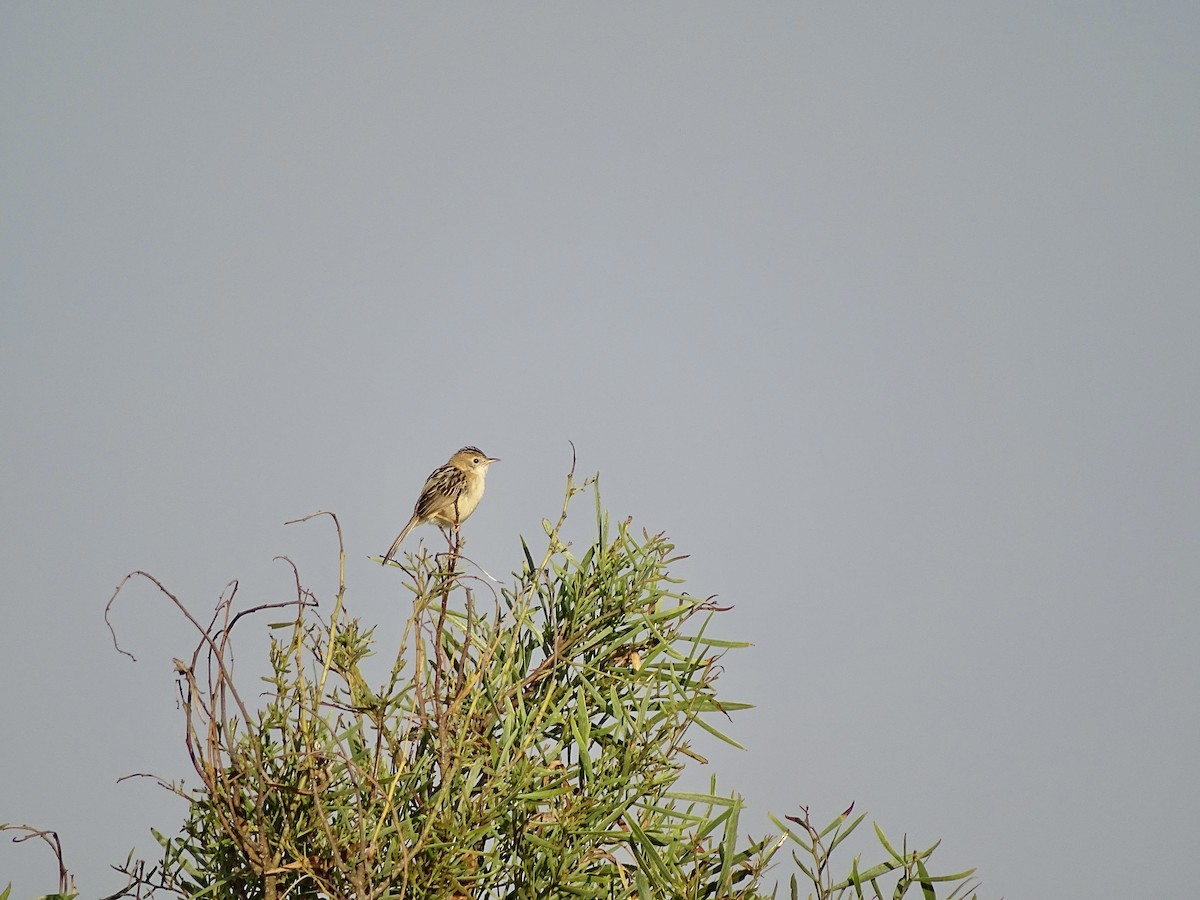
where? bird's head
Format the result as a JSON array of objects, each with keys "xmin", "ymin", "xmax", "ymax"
[{"xmin": 453, "ymin": 446, "xmax": 499, "ymax": 474}]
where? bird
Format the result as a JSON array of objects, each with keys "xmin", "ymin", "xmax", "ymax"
[{"xmin": 381, "ymin": 446, "xmax": 499, "ymax": 564}]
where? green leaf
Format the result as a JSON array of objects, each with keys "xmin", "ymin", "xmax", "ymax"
[
  {"xmin": 717, "ymin": 794, "xmax": 742, "ymax": 892},
  {"xmin": 692, "ymin": 713, "xmax": 747, "ymax": 749},
  {"xmin": 827, "ymin": 812, "xmax": 868, "ymax": 853},
  {"xmin": 875, "ymin": 821, "xmax": 904, "ymax": 862},
  {"xmin": 916, "ymin": 858, "xmax": 937, "ymax": 900}
]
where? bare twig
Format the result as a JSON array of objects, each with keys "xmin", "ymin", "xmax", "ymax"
[{"xmin": 2, "ymin": 824, "xmax": 74, "ymax": 895}]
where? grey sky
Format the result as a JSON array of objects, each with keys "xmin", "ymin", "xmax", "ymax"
[{"xmin": 3, "ymin": 4, "xmax": 1198, "ymax": 897}]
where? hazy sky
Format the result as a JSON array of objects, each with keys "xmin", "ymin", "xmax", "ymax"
[{"xmin": 3, "ymin": 5, "xmax": 1198, "ymax": 898}]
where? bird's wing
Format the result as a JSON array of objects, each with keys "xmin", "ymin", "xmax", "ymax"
[{"xmin": 414, "ymin": 463, "xmax": 462, "ymax": 520}]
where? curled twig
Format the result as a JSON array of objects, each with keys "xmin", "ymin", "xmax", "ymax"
[{"xmin": 1, "ymin": 824, "xmax": 73, "ymax": 895}]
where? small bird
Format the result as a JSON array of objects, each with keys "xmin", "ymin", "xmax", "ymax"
[{"xmin": 381, "ymin": 446, "xmax": 499, "ymax": 564}]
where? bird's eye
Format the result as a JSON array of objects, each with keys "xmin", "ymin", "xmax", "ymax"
[{"xmin": 473, "ymin": 457, "xmax": 482, "ymax": 464}]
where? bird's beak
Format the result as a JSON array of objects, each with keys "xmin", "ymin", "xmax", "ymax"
[{"xmin": 489, "ymin": 457, "xmax": 501, "ymax": 463}]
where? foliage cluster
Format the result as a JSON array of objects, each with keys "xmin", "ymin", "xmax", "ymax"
[{"xmin": 6, "ymin": 466, "xmax": 981, "ymax": 899}]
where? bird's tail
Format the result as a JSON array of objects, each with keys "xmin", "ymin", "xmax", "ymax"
[{"xmin": 381, "ymin": 517, "xmax": 418, "ymax": 565}]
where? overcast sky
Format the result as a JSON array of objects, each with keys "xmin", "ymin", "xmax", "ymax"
[{"xmin": 3, "ymin": 5, "xmax": 1198, "ymax": 898}]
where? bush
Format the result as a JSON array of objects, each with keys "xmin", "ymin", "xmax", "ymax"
[{"xmin": 78, "ymin": 465, "xmax": 980, "ymax": 899}]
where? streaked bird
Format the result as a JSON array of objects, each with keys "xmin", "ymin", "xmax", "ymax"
[{"xmin": 381, "ymin": 446, "xmax": 498, "ymax": 564}]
